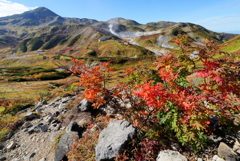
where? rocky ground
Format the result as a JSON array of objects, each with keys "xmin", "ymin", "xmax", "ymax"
[
  {"xmin": 0, "ymin": 95, "xmax": 78, "ymax": 161},
  {"xmin": 0, "ymin": 94, "xmax": 239, "ymax": 161}
]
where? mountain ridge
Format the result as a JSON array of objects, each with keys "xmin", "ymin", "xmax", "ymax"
[
  {"xmin": 0, "ymin": 7, "xmax": 238, "ymax": 64},
  {"xmin": 0, "ymin": 7, "xmax": 99, "ymax": 27}
]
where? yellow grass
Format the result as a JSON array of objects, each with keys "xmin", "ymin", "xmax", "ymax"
[{"xmin": 0, "ymin": 76, "xmax": 79, "ymax": 101}]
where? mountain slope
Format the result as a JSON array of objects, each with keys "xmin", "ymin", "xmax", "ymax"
[
  {"xmin": 221, "ymin": 35, "xmax": 240, "ymax": 53},
  {"xmin": 0, "ymin": 7, "xmax": 238, "ymax": 63}
]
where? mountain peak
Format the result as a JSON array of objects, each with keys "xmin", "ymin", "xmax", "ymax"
[
  {"xmin": 0, "ymin": 7, "xmax": 65, "ymax": 26},
  {"xmin": 28, "ymin": 7, "xmax": 58, "ymax": 16},
  {"xmin": 33, "ymin": 7, "xmax": 49, "ymax": 11},
  {"xmin": 107, "ymin": 17, "xmax": 140, "ymax": 25}
]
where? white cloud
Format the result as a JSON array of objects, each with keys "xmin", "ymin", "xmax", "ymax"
[
  {"xmin": 194, "ymin": 15, "xmax": 240, "ymax": 33},
  {"xmin": 0, "ymin": 0, "xmax": 36, "ymax": 17}
]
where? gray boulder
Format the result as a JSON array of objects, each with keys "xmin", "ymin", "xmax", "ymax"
[
  {"xmin": 39, "ymin": 158, "xmax": 46, "ymax": 161},
  {"xmin": 79, "ymin": 98, "xmax": 93, "ymax": 111},
  {"xmin": 233, "ymin": 139, "xmax": 240, "ymax": 154},
  {"xmin": 44, "ymin": 115, "xmax": 54, "ymax": 124},
  {"xmin": 95, "ymin": 120, "xmax": 136, "ymax": 161},
  {"xmin": 66, "ymin": 121, "xmax": 84, "ymax": 136},
  {"xmin": 16, "ymin": 109, "xmax": 27, "ymax": 115},
  {"xmin": 54, "ymin": 131, "xmax": 78, "ymax": 161},
  {"xmin": 218, "ymin": 142, "xmax": 238, "ymax": 161},
  {"xmin": 49, "ymin": 122, "xmax": 61, "ymax": 131},
  {"xmin": 156, "ymin": 150, "xmax": 187, "ymax": 161},
  {"xmin": 61, "ymin": 97, "xmax": 73, "ymax": 103},
  {"xmin": 27, "ymin": 123, "xmax": 48, "ymax": 134},
  {"xmin": 38, "ymin": 124, "xmax": 48, "ymax": 132},
  {"xmin": 4, "ymin": 132, "xmax": 13, "ymax": 140},
  {"xmin": 212, "ymin": 155, "xmax": 225, "ymax": 161},
  {"xmin": 6, "ymin": 140, "xmax": 16, "ymax": 150},
  {"xmin": 22, "ymin": 122, "xmax": 33, "ymax": 128},
  {"xmin": 24, "ymin": 112, "xmax": 40, "ymax": 121},
  {"xmin": 209, "ymin": 135, "xmax": 223, "ymax": 143},
  {"xmin": 35, "ymin": 100, "xmax": 47, "ymax": 108}
]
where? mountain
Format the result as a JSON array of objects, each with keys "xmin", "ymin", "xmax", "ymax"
[
  {"xmin": 0, "ymin": 7, "xmax": 65, "ymax": 26},
  {"xmin": 0, "ymin": 7, "xmax": 238, "ymax": 67},
  {"xmin": 0, "ymin": 7, "xmax": 98, "ymax": 27},
  {"xmin": 0, "ymin": 7, "xmax": 99, "ymax": 51}
]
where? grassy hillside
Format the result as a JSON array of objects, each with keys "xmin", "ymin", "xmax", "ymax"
[{"xmin": 221, "ymin": 35, "xmax": 240, "ymax": 53}]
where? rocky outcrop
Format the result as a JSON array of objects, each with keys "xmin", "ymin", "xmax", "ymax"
[
  {"xmin": 95, "ymin": 120, "xmax": 136, "ymax": 161},
  {"xmin": 156, "ymin": 150, "xmax": 187, "ymax": 161},
  {"xmin": 23, "ymin": 112, "xmax": 40, "ymax": 121},
  {"xmin": 213, "ymin": 155, "xmax": 225, "ymax": 161},
  {"xmin": 54, "ymin": 131, "xmax": 78, "ymax": 161},
  {"xmin": 66, "ymin": 121, "xmax": 85, "ymax": 137},
  {"xmin": 26, "ymin": 123, "xmax": 48, "ymax": 134},
  {"xmin": 1, "ymin": 95, "xmax": 78, "ymax": 161},
  {"xmin": 6, "ymin": 141, "xmax": 16, "ymax": 150},
  {"xmin": 233, "ymin": 139, "xmax": 240, "ymax": 154},
  {"xmin": 79, "ymin": 98, "xmax": 93, "ymax": 112},
  {"xmin": 54, "ymin": 121, "xmax": 85, "ymax": 161},
  {"xmin": 218, "ymin": 142, "xmax": 238, "ymax": 161}
]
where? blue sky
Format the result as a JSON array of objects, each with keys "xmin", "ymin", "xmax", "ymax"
[{"xmin": 1, "ymin": 0, "xmax": 240, "ymax": 33}]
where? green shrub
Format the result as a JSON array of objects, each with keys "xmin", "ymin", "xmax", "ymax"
[
  {"xmin": 38, "ymin": 72, "xmax": 70, "ymax": 80},
  {"xmin": 171, "ymin": 27, "xmax": 186, "ymax": 36},
  {"xmin": 37, "ymin": 91, "xmax": 51, "ymax": 101},
  {"xmin": 26, "ymin": 68, "xmax": 55, "ymax": 76},
  {"xmin": 8, "ymin": 78, "xmax": 27, "ymax": 82},
  {"xmin": 86, "ymin": 50, "xmax": 97, "ymax": 57},
  {"xmin": 158, "ymin": 101, "xmax": 208, "ymax": 151},
  {"xmin": 49, "ymin": 82, "xmax": 64, "ymax": 87},
  {"xmin": 68, "ymin": 34, "xmax": 81, "ymax": 47},
  {"xmin": 42, "ymin": 35, "xmax": 65, "ymax": 50},
  {"xmin": 59, "ymin": 37, "xmax": 70, "ymax": 45},
  {"xmin": 19, "ymin": 38, "xmax": 31, "ymax": 52},
  {"xmin": 29, "ymin": 37, "xmax": 44, "ymax": 51},
  {"xmin": 1, "ymin": 100, "xmax": 33, "ymax": 115},
  {"xmin": 0, "ymin": 128, "xmax": 9, "ymax": 141}
]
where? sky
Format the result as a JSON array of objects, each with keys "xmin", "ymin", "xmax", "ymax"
[{"xmin": 0, "ymin": 0, "xmax": 240, "ymax": 33}]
